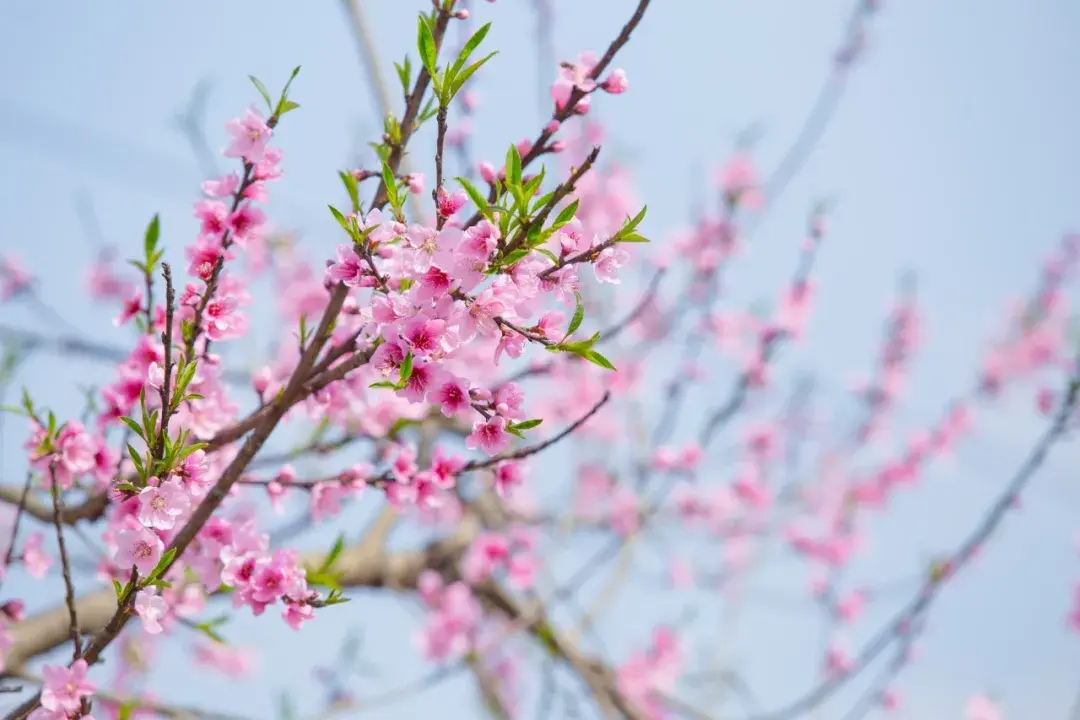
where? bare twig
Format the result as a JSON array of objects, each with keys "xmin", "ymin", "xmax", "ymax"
[{"xmin": 48, "ymin": 466, "xmax": 81, "ymax": 660}]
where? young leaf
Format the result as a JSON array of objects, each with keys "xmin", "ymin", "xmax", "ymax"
[
  {"xmin": 280, "ymin": 66, "xmax": 302, "ymax": 102},
  {"xmin": 398, "ymin": 351, "xmax": 414, "ymax": 387},
  {"xmin": 511, "ymin": 418, "xmax": 543, "ymax": 431},
  {"xmin": 457, "ymin": 177, "xmax": 492, "ymax": 218},
  {"xmin": 277, "ymin": 100, "xmax": 300, "ymax": 116},
  {"xmin": 417, "ymin": 15, "xmax": 438, "ymax": 79},
  {"xmin": 143, "ymin": 214, "xmax": 161, "ymax": 262},
  {"xmin": 319, "ymin": 534, "xmax": 346, "ymax": 574},
  {"xmin": 449, "ymin": 51, "xmax": 497, "ymax": 99},
  {"xmin": 146, "ymin": 547, "xmax": 177, "ymax": 582},
  {"xmin": 553, "ymin": 199, "xmax": 579, "ymax": 229},
  {"xmin": 585, "ymin": 350, "xmax": 617, "ymax": 371},
  {"xmin": 338, "ymin": 171, "xmax": 360, "ymax": 213},
  {"xmin": 457, "ymin": 22, "xmax": 491, "ymax": 68},
  {"xmin": 328, "ymin": 205, "xmax": 352, "ymax": 235},
  {"xmin": 249, "ymin": 75, "xmax": 274, "ymax": 110},
  {"xmin": 394, "ymin": 57, "xmax": 412, "ymax": 95},
  {"xmin": 506, "ymin": 144, "xmax": 522, "ymax": 186},
  {"xmin": 382, "ymin": 163, "xmax": 401, "ymax": 209},
  {"xmin": 566, "ymin": 291, "xmax": 585, "ymax": 338},
  {"xmin": 119, "ymin": 416, "xmax": 145, "ymax": 441}
]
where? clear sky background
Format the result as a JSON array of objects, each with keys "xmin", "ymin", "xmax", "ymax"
[{"xmin": 1, "ymin": 1, "xmax": 1080, "ymax": 719}]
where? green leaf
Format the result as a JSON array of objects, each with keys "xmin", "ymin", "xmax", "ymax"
[
  {"xmin": 120, "ymin": 416, "xmax": 145, "ymax": 441},
  {"xmin": 176, "ymin": 442, "xmax": 208, "ymax": 462},
  {"xmin": 306, "ymin": 570, "xmax": 342, "ymax": 592},
  {"xmin": 417, "ymin": 15, "xmax": 438, "ymax": 80},
  {"xmin": 117, "ymin": 701, "xmax": 136, "ymax": 720},
  {"xmin": 457, "ymin": 177, "xmax": 492, "ymax": 218},
  {"xmin": 523, "ymin": 167, "xmax": 545, "ymax": 198},
  {"xmin": 387, "ymin": 416, "xmax": 419, "ymax": 437},
  {"xmin": 553, "ymin": 199, "xmax": 579, "ymax": 229},
  {"xmin": 566, "ymin": 291, "xmax": 585, "ymax": 337},
  {"xmin": 339, "ymin": 171, "xmax": 360, "ymax": 213},
  {"xmin": 193, "ymin": 620, "xmax": 227, "ymax": 645},
  {"xmin": 143, "ymin": 214, "xmax": 161, "ymax": 263},
  {"xmin": 146, "ymin": 547, "xmax": 177, "ymax": 582},
  {"xmin": 510, "ymin": 418, "xmax": 543, "ymax": 431},
  {"xmin": 457, "ymin": 22, "xmax": 491, "ymax": 68},
  {"xmin": 561, "ymin": 332, "xmax": 601, "ymax": 353},
  {"xmin": 328, "ymin": 204, "xmax": 351, "ymax": 235},
  {"xmin": 584, "ymin": 350, "xmax": 617, "ymax": 371},
  {"xmin": 281, "ymin": 66, "xmax": 302, "ymax": 101},
  {"xmin": 319, "ymin": 533, "xmax": 346, "ymax": 574},
  {"xmin": 616, "ymin": 232, "xmax": 650, "ymax": 243},
  {"xmin": 449, "ymin": 51, "xmax": 497, "ymax": 98},
  {"xmin": 126, "ymin": 444, "xmax": 144, "ymax": 477},
  {"xmin": 627, "ymin": 204, "xmax": 647, "ymax": 230},
  {"xmin": 382, "ymin": 162, "xmax": 401, "ymax": 210},
  {"xmin": 249, "ymin": 75, "xmax": 274, "ymax": 110},
  {"xmin": 506, "ymin": 145, "xmax": 522, "ymax": 187},
  {"xmin": 112, "ymin": 579, "xmax": 124, "ymax": 599},
  {"xmin": 277, "ymin": 100, "xmax": 300, "ymax": 116},
  {"xmin": 615, "ymin": 205, "xmax": 647, "ymax": 240},
  {"xmin": 534, "ymin": 248, "xmax": 559, "ymax": 264},
  {"xmin": 369, "ymin": 381, "xmax": 397, "ymax": 390},
  {"xmin": 398, "ymin": 351, "xmax": 414, "ymax": 388},
  {"xmin": 394, "ymin": 57, "xmax": 412, "ymax": 96}
]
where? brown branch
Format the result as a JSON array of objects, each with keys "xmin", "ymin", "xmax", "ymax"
[
  {"xmin": 0, "ymin": 325, "xmax": 250, "ymax": 387},
  {"xmin": 48, "ymin": 468, "xmax": 81, "ymax": 660},
  {"xmin": 0, "ymin": 485, "xmax": 108, "ymax": 526},
  {"xmin": 475, "ymin": 582, "xmax": 646, "ymax": 720},
  {"xmin": 0, "ymin": 513, "xmax": 479, "ymax": 678},
  {"xmin": 0, "ymin": 474, "xmax": 33, "ymax": 595}
]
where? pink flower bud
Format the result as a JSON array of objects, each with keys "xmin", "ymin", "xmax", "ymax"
[
  {"xmin": 544, "ymin": 119, "xmax": 561, "ymax": 134},
  {"xmin": 252, "ymin": 366, "xmax": 271, "ymax": 395},
  {"xmin": 601, "ymin": 68, "xmax": 629, "ymax": 94},
  {"xmin": 479, "ymin": 161, "xmax": 497, "ymax": 184}
]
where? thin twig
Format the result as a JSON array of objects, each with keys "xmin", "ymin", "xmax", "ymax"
[{"xmin": 48, "ymin": 466, "xmax": 81, "ymax": 660}]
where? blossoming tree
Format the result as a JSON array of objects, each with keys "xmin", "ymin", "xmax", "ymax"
[{"xmin": 0, "ymin": 1, "xmax": 1072, "ymax": 719}]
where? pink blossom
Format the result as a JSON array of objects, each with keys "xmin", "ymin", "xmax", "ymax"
[
  {"xmin": 147, "ymin": 362, "xmax": 165, "ymax": 390},
  {"xmin": 202, "ymin": 172, "xmax": 239, "ymax": 197},
  {"xmin": 326, "ymin": 244, "xmax": 365, "ymax": 287},
  {"xmin": 224, "ymin": 108, "xmax": 272, "ymax": 163},
  {"xmin": 22, "ymin": 532, "xmax": 52, "ymax": 578},
  {"xmin": 431, "ymin": 375, "xmax": 471, "ymax": 416},
  {"xmin": 40, "ymin": 659, "xmax": 94, "ymax": 714},
  {"xmin": 114, "ymin": 526, "xmax": 164, "ymax": 576},
  {"xmin": 112, "ymin": 288, "xmax": 143, "ymax": 327},
  {"xmin": 203, "ymin": 295, "xmax": 244, "ymax": 341},
  {"xmin": 137, "ymin": 478, "xmax": 191, "ymax": 530},
  {"xmin": 436, "ymin": 188, "xmax": 468, "ymax": 219},
  {"xmin": 134, "ymin": 587, "xmax": 167, "ymax": 634},
  {"xmin": 466, "ymin": 416, "xmax": 510, "ymax": 456},
  {"xmin": 492, "ymin": 461, "xmax": 523, "ymax": 498}
]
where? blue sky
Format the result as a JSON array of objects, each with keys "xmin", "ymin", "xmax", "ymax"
[{"xmin": 1, "ymin": 1, "xmax": 1080, "ymax": 718}]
